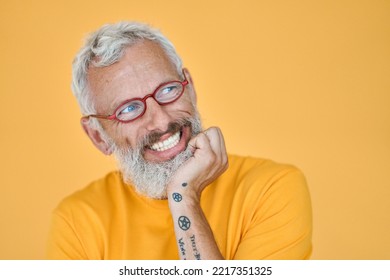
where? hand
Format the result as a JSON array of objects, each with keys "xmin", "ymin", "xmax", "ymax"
[{"xmin": 167, "ymin": 126, "xmax": 229, "ymax": 199}]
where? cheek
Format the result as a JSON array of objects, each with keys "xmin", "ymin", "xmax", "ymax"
[
  {"xmin": 103, "ymin": 124, "xmax": 140, "ymax": 149},
  {"xmin": 171, "ymin": 97, "xmax": 196, "ymax": 115}
]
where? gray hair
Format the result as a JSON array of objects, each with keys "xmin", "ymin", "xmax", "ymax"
[{"xmin": 71, "ymin": 21, "xmax": 183, "ymax": 120}]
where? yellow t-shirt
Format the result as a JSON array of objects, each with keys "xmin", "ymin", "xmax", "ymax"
[{"xmin": 47, "ymin": 154, "xmax": 312, "ymax": 259}]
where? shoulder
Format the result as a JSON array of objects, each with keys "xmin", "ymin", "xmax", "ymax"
[
  {"xmin": 206, "ymin": 154, "xmax": 309, "ymax": 208},
  {"xmin": 223, "ymin": 154, "xmax": 310, "ymax": 209},
  {"xmin": 226, "ymin": 154, "xmax": 307, "ymax": 189},
  {"xmin": 227, "ymin": 155, "xmax": 311, "ymax": 219},
  {"xmin": 53, "ymin": 171, "xmax": 125, "ymax": 216}
]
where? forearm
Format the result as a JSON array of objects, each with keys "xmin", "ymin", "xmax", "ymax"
[
  {"xmin": 166, "ymin": 127, "xmax": 228, "ymax": 260},
  {"xmin": 168, "ymin": 184, "xmax": 223, "ymax": 260}
]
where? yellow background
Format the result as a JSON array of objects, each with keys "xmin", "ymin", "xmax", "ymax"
[{"xmin": 1, "ymin": 0, "xmax": 389, "ymax": 259}]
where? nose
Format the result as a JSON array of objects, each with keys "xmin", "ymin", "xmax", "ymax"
[{"xmin": 143, "ymin": 97, "xmax": 172, "ymax": 132}]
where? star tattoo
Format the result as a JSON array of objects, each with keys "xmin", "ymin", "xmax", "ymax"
[
  {"xmin": 178, "ymin": 216, "xmax": 191, "ymax": 231},
  {"xmin": 172, "ymin": 193, "xmax": 182, "ymax": 202}
]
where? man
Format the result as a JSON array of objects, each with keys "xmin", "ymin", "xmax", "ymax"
[{"xmin": 47, "ymin": 21, "xmax": 312, "ymax": 259}]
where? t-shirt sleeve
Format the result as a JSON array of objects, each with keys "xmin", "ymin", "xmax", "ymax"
[
  {"xmin": 233, "ymin": 167, "xmax": 313, "ymax": 259},
  {"xmin": 46, "ymin": 210, "xmax": 89, "ymax": 260}
]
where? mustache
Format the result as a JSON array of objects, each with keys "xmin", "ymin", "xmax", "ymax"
[{"xmin": 140, "ymin": 118, "xmax": 193, "ymax": 148}]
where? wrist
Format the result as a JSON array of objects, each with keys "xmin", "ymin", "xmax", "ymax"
[
  {"xmin": 167, "ymin": 179, "xmax": 201, "ymax": 196},
  {"xmin": 167, "ymin": 186, "xmax": 201, "ymax": 211},
  {"xmin": 168, "ymin": 190, "xmax": 200, "ymax": 205}
]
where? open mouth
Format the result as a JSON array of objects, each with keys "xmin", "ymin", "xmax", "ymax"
[
  {"xmin": 148, "ymin": 130, "xmax": 181, "ymax": 152},
  {"xmin": 142, "ymin": 123, "xmax": 192, "ymax": 163}
]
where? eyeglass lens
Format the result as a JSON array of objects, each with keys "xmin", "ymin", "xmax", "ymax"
[{"xmin": 115, "ymin": 81, "xmax": 184, "ymax": 121}]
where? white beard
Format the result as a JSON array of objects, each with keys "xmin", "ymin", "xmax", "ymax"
[{"xmin": 112, "ymin": 114, "xmax": 202, "ymax": 199}]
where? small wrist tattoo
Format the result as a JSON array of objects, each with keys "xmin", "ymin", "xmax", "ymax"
[
  {"xmin": 172, "ymin": 193, "xmax": 182, "ymax": 202},
  {"xmin": 178, "ymin": 216, "xmax": 191, "ymax": 231}
]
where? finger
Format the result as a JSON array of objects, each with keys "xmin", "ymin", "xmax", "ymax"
[
  {"xmin": 187, "ymin": 131, "xmax": 213, "ymax": 156},
  {"xmin": 203, "ymin": 127, "xmax": 224, "ymax": 156},
  {"xmin": 201, "ymin": 128, "xmax": 224, "ymax": 171},
  {"xmin": 204, "ymin": 127, "xmax": 228, "ymax": 170},
  {"xmin": 216, "ymin": 128, "xmax": 228, "ymax": 166},
  {"xmin": 187, "ymin": 142, "xmax": 196, "ymax": 153}
]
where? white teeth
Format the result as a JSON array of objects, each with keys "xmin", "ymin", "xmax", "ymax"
[{"xmin": 150, "ymin": 131, "xmax": 180, "ymax": 152}]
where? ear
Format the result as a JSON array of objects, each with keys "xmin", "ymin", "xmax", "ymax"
[
  {"xmin": 183, "ymin": 68, "xmax": 197, "ymax": 105},
  {"xmin": 81, "ymin": 118, "xmax": 113, "ymax": 155}
]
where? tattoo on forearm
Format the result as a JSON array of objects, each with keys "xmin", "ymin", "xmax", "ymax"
[
  {"xmin": 178, "ymin": 238, "xmax": 186, "ymax": 259},
  {"xmin": 178, "ymin": 216, "xmax": 191, "ymax": 231},
  {"xmin": 190, "ymin": 234, "xmax": 201, "ymax": 260},
  {"xmin": 182, "ymin": 182, "xmax": 188, "ymax": 187},
  {"xmin": 172, "ymin": 192, "xmax": 182, "ymax": 202}
]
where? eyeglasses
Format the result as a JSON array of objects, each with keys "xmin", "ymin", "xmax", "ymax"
[{"xmin": 82, "ymin": 71, "xmax": 189, "ymax": 123}]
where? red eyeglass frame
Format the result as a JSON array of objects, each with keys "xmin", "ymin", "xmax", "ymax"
[{"xmin": 82, "ymin": 71, "xmax": 189, "ymax": 123}]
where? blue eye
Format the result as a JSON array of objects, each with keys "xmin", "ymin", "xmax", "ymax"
[
  {"xmin": 116, "ymin": 100, "xmax": 144, "ymax": 121},
  {"xmin": 122, "ymin": 104, "xmax": 137, "ymax": 113},
  {"xmin": 161, "ymin": 86, "xmax": 177, "ymax": 95},
  {"xmin": 156, "ymin": 82, "xmax": 183, "ymax": 103}
]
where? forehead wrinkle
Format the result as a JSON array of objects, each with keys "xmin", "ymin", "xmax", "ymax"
[{"xmin": 88, "ymin": 62, "xmax": 139, "ymax": 114}]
